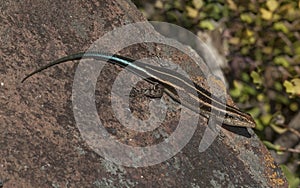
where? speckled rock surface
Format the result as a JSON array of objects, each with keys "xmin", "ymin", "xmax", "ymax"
[{"xmin": 0, "ymin": 0, "xmax": 287, "ymax": 187}]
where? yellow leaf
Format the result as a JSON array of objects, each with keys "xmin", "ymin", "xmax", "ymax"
[
  {"xmin": 274, "ymin": 56, "xmax": 290, "ymax": 68},
  {"xmin": 290, "ymin": 102, "xmax": 299, "ymax": 111},
  {"xmin": 227, "ymin": 0, "xmax": 237, "ymax": 10},
  {"xmin": 270, "ymin": 124, "xmax": 287, "ymax": 134},
  {"xmin": 192, "ymin": 0, "xmax": 203, "ymax": 10},
  {"xmin": 291, "ymin": 78, "xmax": 300, "ymax": 95},
  {"xmin": 257, "ymin": 93, "xmax": 265, "ymax": 102},
  {"xmin": 273, "ymin": 22, "xmax": 289, "ymax": 34},
  {"xmin": 245, "ymin": 29, "xmax": 254, "ymax": 37},
  {"xmin": 261, "ymin": 114, "xmax": 272, "ymax": 125},
  {"xmin": 283, "ymin": 80, "xmax": 294, "ymax": 93},
  {"xmin": 263, "ymin": 103, "xmax": 271, "ymax": 113},
  {"xmin": 229, "ymin": 80, "xmax": 242, "ymax": 97},
  {"xmin": 284, "ymin": 78, "xmax": 300, "ymax": 96},
  {"xmin": 199, "ymin": 20, "xmax": 215, "ymax": 30},
  {"xmin": 228, "ymin": 37, "xmax": 240, "ymax": 45},
  {"xmin": 260, "ymin": 8, "xmax": 273, "ymax": 20},
  {"xmin": 240, "ymin": 13, "xmax": 253, "ymax": 24},
  {"xmin": 154, "ymin": 0, "xmax": 163, "ymax": 9},
  {"xmin": 186, "ymin": 6, "xmax": 198, "ymax": 18},
  {"xmin": 266, "ymin": 0, "xmax": 279, "ymax": 12},
  {"xmin": 251, "ymin": 71, "xmax": 263, "ymax": 85},
  {"xmin": 262, "ymin": 47, "xmax": 273, "ymax": 54}
]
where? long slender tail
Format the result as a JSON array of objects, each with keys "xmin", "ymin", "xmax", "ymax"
[
  {"xmin": 22, "ymin": 51, "xmax": 153, "ymax": 83},
  {"xmin": 22, "ymin": 53, "xmax": 86, "ymax": 83}
]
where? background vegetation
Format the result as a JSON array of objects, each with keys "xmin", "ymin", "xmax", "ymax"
[{"xmin": 132, "ymin": 0, "xmax": 300, "ymax": 186}]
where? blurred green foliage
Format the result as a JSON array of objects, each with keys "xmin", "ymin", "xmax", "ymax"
[
  {"xmin": 281, "ymin": 165, "xmax": 300, "ymax": 188},
  {"xmin": 133, "ymin": 0, "xmax": 300, "ymax": 184},
  {"xmin": 133, "ymin": 0, "xmax": 300, "ymax": 130}
]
